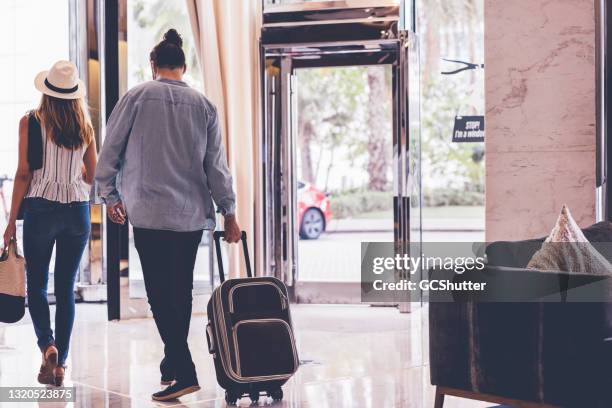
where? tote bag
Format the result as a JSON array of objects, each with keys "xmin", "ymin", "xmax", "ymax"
[{"xmin": 0, "ymin": 240, "xmax": 26, "ymax": 323}]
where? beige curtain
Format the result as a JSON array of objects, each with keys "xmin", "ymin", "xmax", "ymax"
[{"xmin": 186, "ymin": 0, "xmax": 261, "ymax": 278}]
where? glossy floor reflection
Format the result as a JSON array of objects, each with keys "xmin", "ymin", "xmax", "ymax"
[{"xmin": 0, "ymin": 304, "xmax": 488, "ymax": 407}]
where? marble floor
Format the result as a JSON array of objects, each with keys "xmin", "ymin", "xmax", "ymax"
[{"xmin": 0, "ymin": 304, "xmax": 489, "ymax": 408}]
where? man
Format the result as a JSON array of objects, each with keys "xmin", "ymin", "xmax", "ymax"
[{"xmin": 95, "ymin": 29, "xmax": 241, "ymax": 401}]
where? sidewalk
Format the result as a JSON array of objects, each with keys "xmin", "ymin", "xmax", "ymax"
[{"xmin": 326, "ymin": 217, "xmax": 485, "ymax": 233}]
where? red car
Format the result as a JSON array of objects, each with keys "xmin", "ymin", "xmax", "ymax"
[{"xmin": 298, "ymin": 181, "xmax": 331, "ymax": 240}]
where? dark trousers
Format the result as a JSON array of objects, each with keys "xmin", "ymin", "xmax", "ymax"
[
  {"xmin": 133, "ymin": 227, "xmax": 204, "ymax": 384},
  {"xmin": 23, "ymin": 198, "xmax": 91, "ymax": 365}
]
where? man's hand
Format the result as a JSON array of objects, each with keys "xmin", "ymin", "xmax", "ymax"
[
  {"xmin": 107, "ymin": 202, "xmax": 127, "ymax": 225},
  {"xmin": 223, "ymin": 214, "xmax": 241, "ymax": 243}
]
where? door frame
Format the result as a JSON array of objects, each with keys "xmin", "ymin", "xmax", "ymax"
[{"xmin": 260, "ymin": 33, "xmax": 419, "ymax": 303}]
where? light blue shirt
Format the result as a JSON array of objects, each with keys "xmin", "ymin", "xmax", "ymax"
[{"xmin": 95, "ymin": 78, "xmax": 236, "ymax": 232}]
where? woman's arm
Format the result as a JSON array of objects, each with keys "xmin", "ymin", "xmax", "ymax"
[
  {"xmin": 3, "ymin": 116, "xmax": 32, "ymax": 246},
  {"xmin": 82, "ymin": 138, "xmax": 98, "ymax": 185}
]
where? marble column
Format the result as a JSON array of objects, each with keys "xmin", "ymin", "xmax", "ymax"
[{"xmin": 485, "ymin": 0, "xmax": 596, "ymax": 242}]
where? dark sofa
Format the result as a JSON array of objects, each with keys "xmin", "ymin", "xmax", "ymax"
[{"xmin": 429, "ymin": 222, "xmax": 612, "ymax": 408}]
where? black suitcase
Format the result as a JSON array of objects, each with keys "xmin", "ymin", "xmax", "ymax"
[{"xmin": 206, "ymin": 231, "xmax": 299, "ymax": 405}]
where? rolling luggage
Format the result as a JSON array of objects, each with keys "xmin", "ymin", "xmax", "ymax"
[{"xmin": 207, "ymin": 231, "xmax": 299, "ymax": 405}]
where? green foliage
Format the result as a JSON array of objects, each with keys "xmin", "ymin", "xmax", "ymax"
[
  {"xmin": 330, "ymin": 190, "xmax": 392, "ymax": 219},
  {"xmin": 130, "ymin": 0, "xmax": 202, "ymax": 89},
  {"xmin": 418, "ymin": 0, "xmax": 485, "ymax": 195},
  {"xmin": 422, "ymin": 188, "xmax": 484, "ymax": 207},
  {"xmin": 296, "ymin": 63, "xmax": 484, "ymax": 199},
  {"xmin": 420, "ymin": 77, "xmax": 485, "ymax": 192},
  {"xmin": 297, "ymin": 67, "xmax": 368, "ymax": 161},
  {"xmin": 330, "ymin": 188, "xmax": 484, "ymax": 220},
  {"xmin": 296, "ymin": 67, "xmax": 392, "ymax": 190}
]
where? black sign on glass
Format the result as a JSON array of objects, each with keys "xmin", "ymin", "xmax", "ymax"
[{"xmin": 452, "ymin": 116, "xmax": 485, "ymax": 143}]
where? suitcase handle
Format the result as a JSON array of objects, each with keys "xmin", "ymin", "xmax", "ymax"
[{"xmin": 213, "ymin": 231, "xmax": 252, "ymax": 283}]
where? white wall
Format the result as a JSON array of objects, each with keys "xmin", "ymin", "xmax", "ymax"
[{"xmin": 0, "ymin": 0, "xmax": 70, "ymax": 178}]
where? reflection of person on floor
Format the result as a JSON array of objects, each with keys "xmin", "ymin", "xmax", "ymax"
[
  {"xmin": 3, "ymin": 60, "xmax": 97, "ymax": 387},
  {"xmin": 95, "ymin": 29, "xmax": 241, "ymax": 402}
]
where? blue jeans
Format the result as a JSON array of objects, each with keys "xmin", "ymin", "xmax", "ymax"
[{"xmin": 23, "ymin": 198, "xmax": 90, "ymax": 365}]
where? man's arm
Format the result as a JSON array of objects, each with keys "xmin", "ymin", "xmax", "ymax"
[
  {"xmin": 204, "ymin": 106, "xmax": 236, "ymax": 216},
  {"xmin": 204, "ymin": 106, "xmax": 240, "ymax": 242},
  {"xmin": 95, "ymin": 93, "xmax": 136, "ymax": 206}
]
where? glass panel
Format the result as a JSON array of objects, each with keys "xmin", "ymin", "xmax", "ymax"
[
  {"xmin": 417, "ymin": 0, "xmax": 485, "ymax": 405},
  {"xmin": 0, "ymin": 0, "xmax": 71, "ymax": 294},
  {"xmin": 126, "ymin": 0, "xmax": 211, "ymax": 298},
  {"xmin": 294, "ymin": 66, "xmax": 394, "ymax": 283},
  {"xmin": 417, "ymin": 0, "xmax": 485, "ymax": 243},
  {"xmin": 408, "ymin": 32, "xmax": 422, "ymax": 256}
]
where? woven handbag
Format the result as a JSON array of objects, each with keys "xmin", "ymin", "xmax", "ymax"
[{"xmin": 0, "ymin": 240, "xmax": 26, "ymax": 323}]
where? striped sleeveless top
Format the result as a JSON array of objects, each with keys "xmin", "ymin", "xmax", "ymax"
[{"xmin": 26, "ymin": 124, "xmax": 90, "ymax": 203}]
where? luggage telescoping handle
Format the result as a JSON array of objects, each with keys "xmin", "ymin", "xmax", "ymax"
[{"xmin": 213, "ymin": 231, "xmax": 253, "ymax": 283}]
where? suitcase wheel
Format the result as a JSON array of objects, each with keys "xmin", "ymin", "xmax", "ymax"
[
  {"xmin": 224, "ymin": 389, "xmax": 239, "ymax": 405},
  {"xmin": 249, "ymin": 391, "xmax": 260, "ymax": 403},
  {"xmin": 269, "ymin": 388, "xmax": 283, "ymax": 401}
]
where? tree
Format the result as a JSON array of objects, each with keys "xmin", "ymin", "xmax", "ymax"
[
  {"xmin": 366, "ymin": 66, "xmax": 390, "ymax": 191},
  {"xmin": 298, "ymin": 105, "xmax": 315, "ymax": 184},
  {"xmin": 296, "ymin": 67, "xmax": 370, "ymax": 189}
]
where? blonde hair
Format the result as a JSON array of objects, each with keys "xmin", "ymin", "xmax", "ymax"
[{"xmin": 36, "ymin": 95, "xmax": 94, "ymax": 149}]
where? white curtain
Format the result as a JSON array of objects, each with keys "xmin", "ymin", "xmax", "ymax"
[{"xmin": 186, "ymin": 0, "xmax": 261, "ymax": 278}]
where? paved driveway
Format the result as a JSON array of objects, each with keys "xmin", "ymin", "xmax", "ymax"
[{"xmin": 298, "ymin": 228, "xmax": 485, "ymax": 282}]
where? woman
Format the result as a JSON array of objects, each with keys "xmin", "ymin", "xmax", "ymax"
[{"xmin": 2, "ymin": 60, "xmax": 97, "ymax": 386}]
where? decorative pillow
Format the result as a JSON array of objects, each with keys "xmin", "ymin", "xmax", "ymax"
[{"xmin": 526, "ymin": 205, "xmax": 612, "ymax": 275}]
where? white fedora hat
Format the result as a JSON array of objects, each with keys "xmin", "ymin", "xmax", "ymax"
[{"xmin": 34, "ymin": 60, "xmax": 86, "ymax": 100}]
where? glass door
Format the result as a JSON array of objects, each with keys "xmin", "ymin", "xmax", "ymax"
[
  {"xmin": 294, "ymin": 65, "xmax": 395, "ymax": 286},
  {"xmin": 261, "ymin": 38, "xmax": 420, "ymax": 303}
]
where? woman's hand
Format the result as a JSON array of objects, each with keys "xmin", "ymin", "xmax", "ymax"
[
  {"xmin": 223, "ymin": 215, "xmax": 241, "ymax": 243},
  {"xmin": 3, "ymin": 221, "xmax": 16, "ymax": 249}
]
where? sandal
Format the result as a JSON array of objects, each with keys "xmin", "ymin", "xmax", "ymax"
[
  {"xmin": 37, "ymin": 344, "xmax": 58, "ymax": 385},
  {"xmin": 53, "ymin": 365, "xmax": 66, "ymax": 387}
]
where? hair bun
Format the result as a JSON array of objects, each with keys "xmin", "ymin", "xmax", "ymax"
[{"xmin": 163, "ymin": 29, "xmax": 183, "ymax": 47}]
